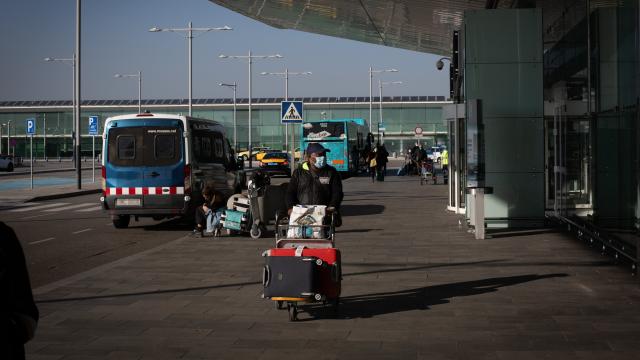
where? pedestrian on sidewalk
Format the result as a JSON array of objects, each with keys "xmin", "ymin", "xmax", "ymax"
[
  {"xmin": 375, "ymin": 143, "xmax": 389, "ymax": 181},
  {"xmin": 0, "ymin": 222, "xmax": 39, "ymax": 360},
  {"xmin": 194, "ymin": 183, "xmax": 226, "ymax": 237},
  {"xmin": 367, "ymin": 149, "xmax": 377, "ymax": 182}
]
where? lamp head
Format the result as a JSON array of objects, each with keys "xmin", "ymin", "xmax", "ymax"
[
  {"xmin": 148, "ymin": 27, "xmax": 161, "ymax": 32},
  {"xmin": 218, "ymin": 54, "xmax": 228, "ymax": 59},
  {"xmin": 43, "ymin": 57, "xmax": 52, "ymax": 62}
]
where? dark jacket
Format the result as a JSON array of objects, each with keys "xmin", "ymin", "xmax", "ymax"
[
  {"xmin": 0, "ymin": 222, "xmax": 39, "ymax": 360},
  {"xmin": 286, "ymin": 162, "xmax": 343, "ymax": 209}
]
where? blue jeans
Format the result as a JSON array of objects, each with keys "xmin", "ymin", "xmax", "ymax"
[{"xmin": 205, "ymin": 208, "xmax": 223, "ymax": 233}]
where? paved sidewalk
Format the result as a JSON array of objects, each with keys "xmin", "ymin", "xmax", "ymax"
[
  {"xmin": 27, "ymin": 175, "xmax": 640, "ymax": 360},
  {"xmin": 0, "ymin": 181, "xmax": 100, "ymax": 205}
]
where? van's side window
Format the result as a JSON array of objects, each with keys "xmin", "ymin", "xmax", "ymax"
[
  {"xmin": 214, "ymin": 136, "xmax": 224, "ymax": 159},
  {"xmin": 155, "ymin": 135, "xmax": 175, "ymax": 159},
  {"xmin": 118, "ymin": 136, "xmax": 136, "ymax": 160},
  {"xmin": 202, "ymin": 137, "xmax": 212, "ymax": 161}
]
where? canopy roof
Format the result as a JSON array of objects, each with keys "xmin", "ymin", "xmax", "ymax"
[{"xmin": 210, "ymin": 0, "xmax": 513, "ymax": 56}]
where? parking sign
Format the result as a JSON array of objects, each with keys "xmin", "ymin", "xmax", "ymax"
[
  {"xmin": 89, "ymin": 116, "xmax": 99, "ymax": 135},
  {"xmin": 26, "ymin": 118, "xmax": 35, "ymax": 136}
]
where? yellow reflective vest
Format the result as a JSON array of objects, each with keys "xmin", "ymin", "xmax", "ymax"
[{"xmin": 441, "ymin": 150, "xmax": 449, "ymax": 165}]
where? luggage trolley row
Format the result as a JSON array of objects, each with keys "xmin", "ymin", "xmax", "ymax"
[{"xmin": 262, "ymin": 206, "xmax": 341, "ymax": 321}]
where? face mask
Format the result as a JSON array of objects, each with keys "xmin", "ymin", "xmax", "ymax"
[{"xmin": 314, "ymin": 156, "xmax": 326, "ymax": 168}]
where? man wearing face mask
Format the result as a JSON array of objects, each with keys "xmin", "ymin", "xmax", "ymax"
[{"xmin": 286, "ymin": 143, "xmax": 343, "ymax": 225}]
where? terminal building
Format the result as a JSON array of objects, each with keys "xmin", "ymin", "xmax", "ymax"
[
  {"xmin": 2, "ymin": 0, "xmax": 639, "ymax": 263},
  {"xmin": 205, "ymin": 0, "xmax": 640, "ymax": 261},
  {"xmin": 0, "ymin": 96, "xmax": 448, "ymax": 158}
]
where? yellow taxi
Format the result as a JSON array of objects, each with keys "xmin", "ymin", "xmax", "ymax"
[
  {"xmin": 238, "ymin": 147, "xmax": 271, "ymax": 161},
  {"xmin": 259, "ymin": 152, "xmax": 291, "ymax": 177}
]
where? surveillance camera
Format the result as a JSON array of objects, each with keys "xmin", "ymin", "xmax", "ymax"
[{"xmin": 436, "ymin": 60, "xmax": 444, "ymax": 71}]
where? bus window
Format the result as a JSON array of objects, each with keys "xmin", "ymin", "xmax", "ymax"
[{"xmin": 303, "ymin": 122, "xmax": 345, "ymax": 139}]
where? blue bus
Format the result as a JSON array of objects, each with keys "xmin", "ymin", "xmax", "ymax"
[{"xmin": 300, "ymin": 118, "xmax": 368, "ymax": 174}]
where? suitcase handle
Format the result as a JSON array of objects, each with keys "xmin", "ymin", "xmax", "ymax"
[
  {"xmin": 262, "ymin": 265, "xmax": 270, "ymax": 287},
  {"xmin": 331, "ymin": 263, "xmax": 341, "ymax": 282}
]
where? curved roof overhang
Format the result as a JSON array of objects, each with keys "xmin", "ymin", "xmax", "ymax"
[{"xmin": 209, "ymin": 0, "xmax": 512, "ymax": 56}]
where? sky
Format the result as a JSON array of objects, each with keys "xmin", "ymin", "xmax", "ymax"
[{"xmin": 0, "ymin": 0, "xmax": 449, "ymax": 101}]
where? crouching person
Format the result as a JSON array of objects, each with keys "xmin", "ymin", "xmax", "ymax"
[{"xmin": 194, "ymin": 183, "xmax": 226, "ymax": 237}]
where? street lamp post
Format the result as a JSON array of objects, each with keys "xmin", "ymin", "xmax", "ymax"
[
  {"xmin": 369, "ymin": 67, "xmax": 398, "ymax": 133},
  {"xmin": 260, "ymin": 69, "xmax": 311, "ymax": 174},
  {"xmin": 114, "ymin": 71, "xmax": 143, "ymax": 113},
  {"xmin": 379, "ymin": 80, "xmax": 403, "ymax": 144},
  {"xmin": 7, "ymin": 120, "xmax": 12, "ymax": 156},
  {"xmin": 219, "ymin": 82, "xmax": 238, "ymax": 149},
  {"xmin": 150, "ymin": 22, "xmax": 232, "ymax": 116},
  {"xmin": 44, "ymin": 54, "xmax": 76, "ymax": 167},
  {"xmin": 219, "ymin": 52, "xmax": 283, "ymax": 168}
]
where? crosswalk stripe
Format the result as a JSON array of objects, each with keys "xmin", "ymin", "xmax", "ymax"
[
  {"xmin": 75, "ymin": 206, "xmax": 102, "ymax": 212},
  {"xmin": 43, "ymin": 203, "xmax": 97, "ymax": 212},
  {"xmin": 10, "ymin": 203, "xmax": 69, "ymax": 212}
]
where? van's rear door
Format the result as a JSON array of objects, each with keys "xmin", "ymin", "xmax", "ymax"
[
  {"xmin": 141, "ymin": 126, "xmax": 184, "ymax": 209},
  {"xmin": 106, "ymin": 127, "xmax": 145, "ymax": 188}
]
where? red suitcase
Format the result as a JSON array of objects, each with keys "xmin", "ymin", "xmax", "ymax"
[{"xmin": 266, "ymin": 247, "xmax": 341, "ymax": 300}]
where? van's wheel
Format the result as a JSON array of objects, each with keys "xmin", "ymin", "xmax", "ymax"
[
  {"xmin": 112, "ymin": 215, "xmax": 131, "ymax": 229},
  {"xmin": 250, "ymin": 224, "xmax": 263, "ymax": 239},
  {"xmin": 287, "ymin": 303, "xmax": 298, "ymax": 321},
  {"xmin": 7, "ymin": 163, "xmax": 13, "ymax": 172}
]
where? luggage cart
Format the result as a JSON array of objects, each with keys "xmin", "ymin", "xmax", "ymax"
[
  {"xmin": 420, "ymin": 160, "xmax": 434, "ymax": 185},
  {"xmin": 221, "ymin": 175, "xmax": 287, "ymax": 239},
  {"xmin": 262, "ymin": 212, "xmax": 339, "ymax": 321}
]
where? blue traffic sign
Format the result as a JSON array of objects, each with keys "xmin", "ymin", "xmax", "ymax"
[
  {"xmin": 281, "ymin": 101, "xmax": 304, "ymax": 124},
  {"xmin": 26, "ymin": 118, "xmax": 35, "ymax": 135},
  {"xmin": 89, "ymin": 116, "xmax": 99, "ymax": 135}
]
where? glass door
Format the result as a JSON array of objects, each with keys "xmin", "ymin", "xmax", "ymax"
[{"xmin": 546, "ymin": 105, "xmax": 592, "ymax": 215}]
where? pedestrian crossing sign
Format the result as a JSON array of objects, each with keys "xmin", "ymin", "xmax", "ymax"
[{"xmin": 281, "ymin": 101, "xmax": 303, "ymax": 124}]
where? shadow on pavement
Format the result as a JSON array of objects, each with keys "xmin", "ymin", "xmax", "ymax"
[
  {"xmin": 134, "ymin": 217, "xmax": 193, "ymax": 231},
  {"xmin": 341, "ymin": 204, "xmax": 385, "ymax": 216},
  {"xmin": 303, "ymin": 273, "xmax": 569, "ymax": 320},
  {"xmin": 35, "ymin": 259, "xmax": 509, "ymax": 304},
  {"xmin": 487, "ymin": 228, "xmax": 562, "ymax": 239},
  {"xmin": 337, "ymin": 228, "xmax": 383, "ymax": 233}
]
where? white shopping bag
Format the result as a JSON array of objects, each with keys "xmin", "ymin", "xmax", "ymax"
[{"xmin": 287, "ymin": 205, "xmax": 326, "ymax": 239}]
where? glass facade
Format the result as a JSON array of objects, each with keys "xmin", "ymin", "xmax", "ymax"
[
  {"xmin": 539, "ymin": 0, "xmax": 640, "ymax": 244},
  {"xmin": 0, "ymin": 99, "xmax": 447, "ymax": 158}
]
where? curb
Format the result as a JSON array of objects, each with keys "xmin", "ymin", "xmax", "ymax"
[
  {"xmin": 28, "ymin": 188, "xmax": 102, "ymax": 202},
  {"xmin": 0, "ymin": 167, "xmax": 99, "ymax": 177}
]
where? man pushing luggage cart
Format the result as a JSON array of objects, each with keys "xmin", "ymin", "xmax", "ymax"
[{"xmin": 261, "ymin": 143, "xmax": 344, "ymax": 321}]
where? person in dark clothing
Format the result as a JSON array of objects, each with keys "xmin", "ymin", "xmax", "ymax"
[
  {"xmin": 194, "ymin": 183, "xmax": 226, "ymax": 237},
  {"xmin": 0, "ymin": 222, "xmax": 39, "ymax": 360},
  {"xmin": 375, "ymin": 143, "xmax": 389, "ymax": 181},
  {"xmin": 286, "ymin": 143, "xmax": 343, "ymax": 224}
]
